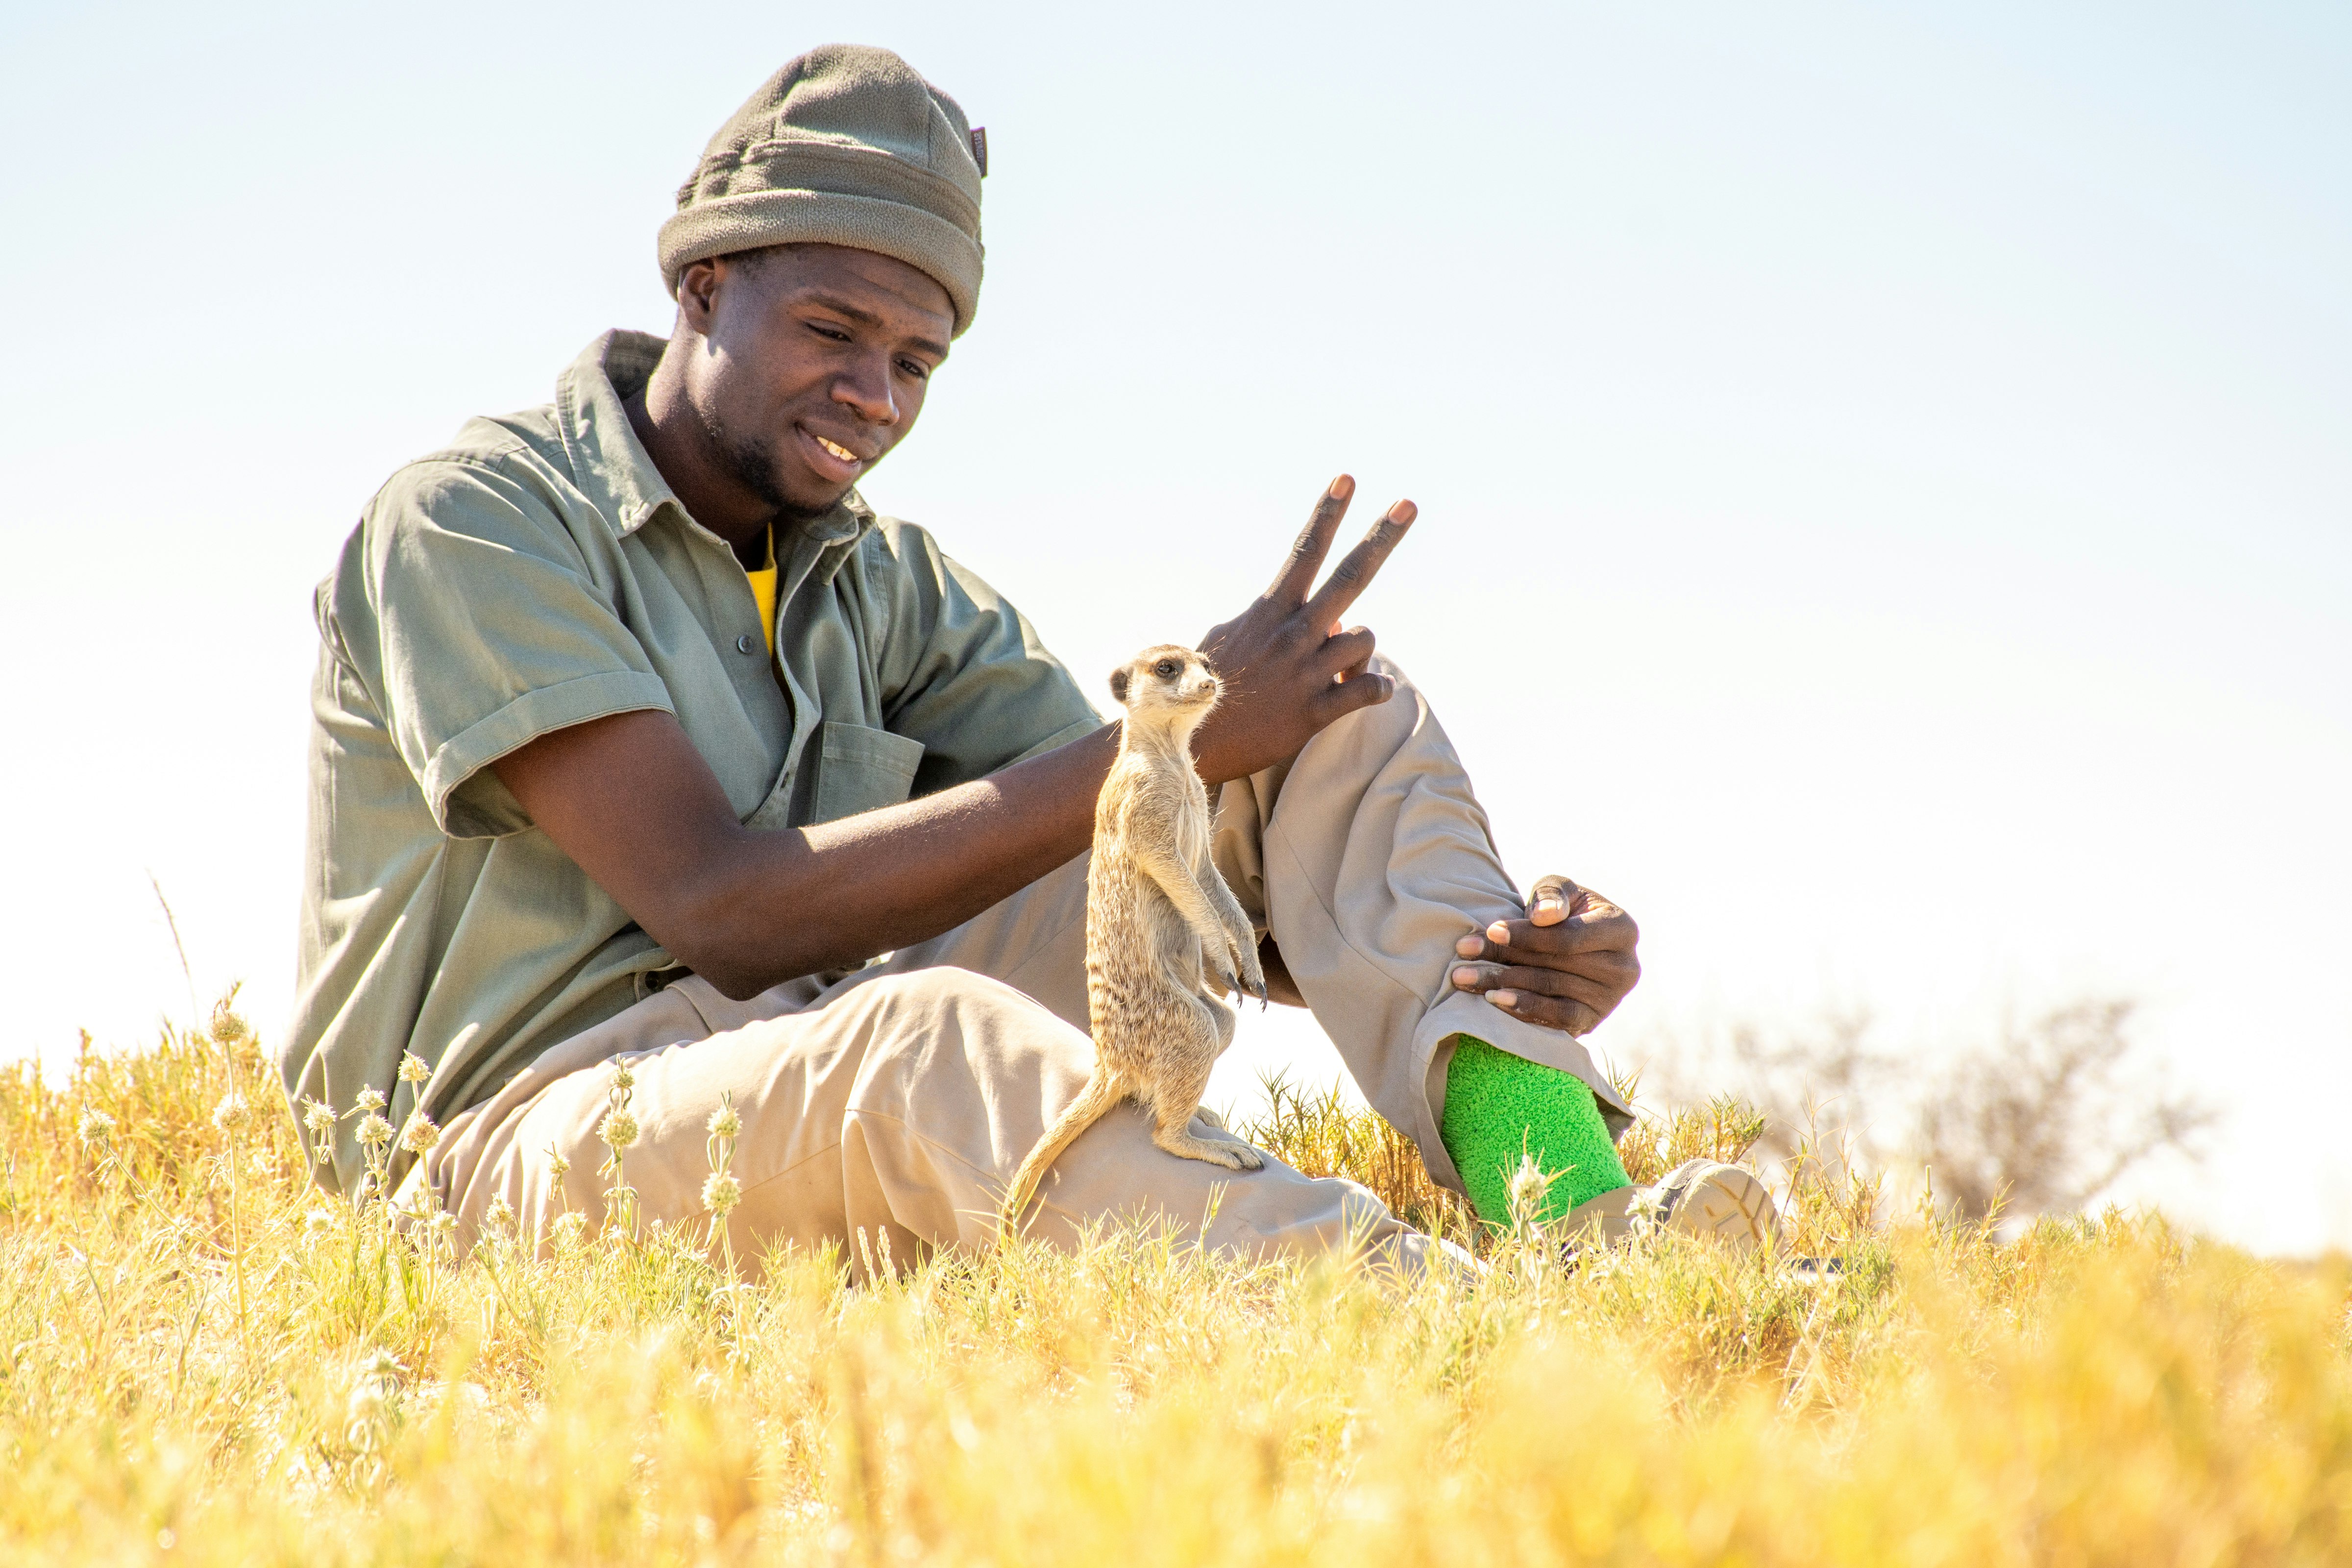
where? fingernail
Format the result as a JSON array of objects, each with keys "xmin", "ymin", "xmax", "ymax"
[
  {"xmin": 1532, "ymin": 898, "xmax": 1564, "ymax": 921},
  {"xmin": 1451, "ymin": 966, "xmax": 1478, "ymax": 988},
  {"xmin": 1454, "ymin": 935, "xmax": 1482, "ymax": 957},
  {"xmin": 1488, "ymin": 990, "xmax": 1519, "ymax": 1009},
  {"xmin": 1487, "ymin": 922, "xmax": 1511, "ymax": 944}
]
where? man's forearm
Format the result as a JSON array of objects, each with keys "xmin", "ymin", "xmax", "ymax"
[{"xmin": 495, "ymin": 709, "xmax": 1119, "ymax": 1000}]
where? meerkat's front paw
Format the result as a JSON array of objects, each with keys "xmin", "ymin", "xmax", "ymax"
[
  {"xmin": 1230, "ymin": 940, "xmax": 1269, "ymax": 1004},
  {"xmin": 1225, "ymin": 1142, "xmax": 1266, "ymax": 1171}
]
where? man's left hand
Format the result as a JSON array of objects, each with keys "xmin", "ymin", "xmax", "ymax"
[{"xmin": 1447, "ymin": 875, "xmax": 1641, "ymax": 1037}]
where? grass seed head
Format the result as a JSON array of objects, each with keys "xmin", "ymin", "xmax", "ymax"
[
  {"xmin": 399, "ymin": 1113, "xmax": 441, "ymax": 1156},
  {"xmin": 702, "ymin": 1171, "xmax": 742, "ymax": 1218}
]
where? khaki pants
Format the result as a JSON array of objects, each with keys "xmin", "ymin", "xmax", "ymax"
[{"xmin": 421, "ymin": 658, "xmax": 1631, "ymax": 1280}]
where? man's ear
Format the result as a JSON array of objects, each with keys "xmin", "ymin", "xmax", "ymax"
[
  {"xmin": 1107, "ymin": 666, "xmax": 1130, "ymax": 705},
  {"xmin": 677, "ymin": 259, "xmax": 723, "ymax": 335}
]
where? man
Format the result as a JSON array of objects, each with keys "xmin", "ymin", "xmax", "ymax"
[{"xmin": 284, "ymin": 44, "xmax": 1773, "ymax": 1277}]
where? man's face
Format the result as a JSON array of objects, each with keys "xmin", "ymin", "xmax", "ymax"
[{"xmin": 677, "ymin": 244, "xmax": 954, "ymax": 520}]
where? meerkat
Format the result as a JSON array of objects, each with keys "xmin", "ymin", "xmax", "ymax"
[{"xmin": 1000, "ymin": 644, "xmax": 1270, "ymax": 1234}]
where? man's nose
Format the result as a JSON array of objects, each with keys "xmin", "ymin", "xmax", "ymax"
[{"xmin": 832, "ymin": 351, "xmax": 900, "ymax": 427}]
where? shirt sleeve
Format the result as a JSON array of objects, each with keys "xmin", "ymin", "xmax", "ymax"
[
  {"xmin": 864, "ymin": 519, "xmax": 1103, "ymax": 793},
  {"xmin": 346, "ymin": 456, "xmax": 674, "ymax": 838}
]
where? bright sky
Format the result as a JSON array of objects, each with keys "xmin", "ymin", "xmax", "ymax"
[{"xmin": 3, "ymin": 2, "xmax": 2345, "ymax": 1250}]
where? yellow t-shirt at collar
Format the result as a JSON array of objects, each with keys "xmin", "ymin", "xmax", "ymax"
[{"xmin": 744, "ymin": 526, "xmax": 778, "ymax": 655}]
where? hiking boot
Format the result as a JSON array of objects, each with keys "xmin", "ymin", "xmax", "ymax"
[{"xmin": 1562, "ymin": 1158, "xmax": 1778, "ymax": 1252}]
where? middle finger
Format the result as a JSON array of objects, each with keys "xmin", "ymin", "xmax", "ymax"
[{"xmin": 1448, "ymin": 961, "xmax": 1621, "ymax": 1011}]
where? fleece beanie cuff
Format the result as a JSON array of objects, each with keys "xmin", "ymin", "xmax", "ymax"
[{"xmin": 1439, "ymin": 1034, "xmax": 1631, "ymax": 1226}]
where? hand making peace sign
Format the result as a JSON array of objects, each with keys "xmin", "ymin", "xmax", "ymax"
[{"xmin": 1189, "ymin": 474, "xmax": 1416, "ymax": 786}]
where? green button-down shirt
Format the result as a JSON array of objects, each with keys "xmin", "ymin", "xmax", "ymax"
[{"xmin": 284, "ymin": 330, "xmax": 1100, "ymax": 1191}]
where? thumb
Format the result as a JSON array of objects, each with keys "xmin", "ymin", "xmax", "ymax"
[{"xmin": 1528, "ymin": 875, "xmax": 1582, "ymax": 926}]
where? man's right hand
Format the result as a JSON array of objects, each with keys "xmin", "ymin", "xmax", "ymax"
[{"xmin": 1191, "ymin": 475, "xmax": 1416, "ymax": 786}]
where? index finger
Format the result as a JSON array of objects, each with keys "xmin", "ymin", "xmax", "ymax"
[
  {"xmin": 1267, "ymin": 475, "xmax": 1356, "ymax": 603},
  {"xmin": 1302, "ymin": 498, "xmax": 1417, "ymax": 627},
  {"xmin": 1479, "ymin": 904, "xmax": 1637, "ymax": 958}
]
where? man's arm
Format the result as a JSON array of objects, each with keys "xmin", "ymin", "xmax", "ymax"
[{"xmin": 495, "ymin": 478, "xmax": 1414, "ymax": 1000}]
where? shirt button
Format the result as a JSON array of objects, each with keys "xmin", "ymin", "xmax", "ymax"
[{"xmin": 735, "ymin": 634, "xmax": 756, "ymax": 655}]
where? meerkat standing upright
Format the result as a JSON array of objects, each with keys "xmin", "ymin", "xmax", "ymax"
[{"xmin": 1001, "ymin": 644, "xmax": 1270, "ymax": 1234}]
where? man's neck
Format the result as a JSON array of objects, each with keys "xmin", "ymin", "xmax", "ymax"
[{"xmin": 621, "ymin": 371, "xmax": 775, "ymax": 570}]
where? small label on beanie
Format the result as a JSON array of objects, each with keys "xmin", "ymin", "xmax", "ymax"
[{"xmin": 969, "ymin": 127, "xmax": 988, "ymax": 177}]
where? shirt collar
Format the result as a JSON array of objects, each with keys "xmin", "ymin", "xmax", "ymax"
[{"xmin": 553, "ymin": 329, "xmax": 871, "ymax": 550}]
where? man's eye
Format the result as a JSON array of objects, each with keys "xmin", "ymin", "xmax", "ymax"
[
  {"xmin": 896, "ymin": 358, "xmax": 930, "ymax": 381},
  {"xmin": 808, "ymin": 323, "xmax": 852, "ymax": 343}
]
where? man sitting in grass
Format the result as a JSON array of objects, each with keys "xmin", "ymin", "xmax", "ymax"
[{"xmin": 283, "ymin": 43, "xmax": 1774, "ymax": 1276}]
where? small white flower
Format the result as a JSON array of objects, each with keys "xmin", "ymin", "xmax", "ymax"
[
  {"xmin": 397, "ymin": 1052, "xmax": 432, "ymax": 1086},
  {"xmin": 706, "ymin": 1100, "xmax": 742, "ymax": 1140},
  {"xmin": 702, "ymin": 1171, "xmax": 742, "ymax": 1218},
  {"xmin": 208, "ymin": 1006, "xmax": 251, "ymax": 1047},
  {"xmin": 304, "ymin": 1207, "xmax": 338, "ymax": 1237},
  {"xmin": 598, "ymin": 1109, "xmax": 639, "ymax": 1152},
  {"xmin": 398, "ymin": 1113, "xmax": 441, "ymax": 1155},
  {"xmin": 429, "ymin": 1210, "xmax": 458, "ymax": 1239},
  {"xmin": 351, "ymin": 1087, "xmax": 388, "ymax": 1116},
  {"xmin": 548, "ymin": 1211, "xmax": 587, "ymax": 1253},
  {"xmin": 1626, "ymin": 1187, "xmax": 1667, "ymax": 1231},
  {"xmin": 482, "ymin": 1195, "xmax": 517, "ymax": 1234},
  {"xmin": 611, "ymin": 1059, "xmax": 636, "ymax": 1093},
  {"xmin": 1507, "ymin": 1153, "xmax": 1555, "ymax": 1222},
  {"xmin": 302, "ymin": 1098, "xmax": 338, "ymax": 1136},
  {"xmin": 545, "ymin": 1148, "xmax": 571, "ymax": 1181},
  {"xmin": 212, "ymin": 1093, "xmax": 254, "ymax": 1136},
  {"xmin": 355, "ymin": 1112, "xmax": 395, "ymax": 1150},
  {"xmin": 77, "ymin": 1108, "xmax": 116, "ymax": 1146}
]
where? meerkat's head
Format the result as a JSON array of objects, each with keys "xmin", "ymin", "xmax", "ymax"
[{"xmin": 1109, "ymin": 644, "xmax": 1221, "ymax": 735}]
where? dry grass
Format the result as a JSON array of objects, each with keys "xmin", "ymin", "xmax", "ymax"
[{"xmin": 4, "ymin": 997, "xmax": 2348, "ymax": 1565}]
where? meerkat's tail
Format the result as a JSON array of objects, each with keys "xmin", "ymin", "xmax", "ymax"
[{"xmin": 1000, "ymin": 1070, "xmax": 1126, "ymax": 1240}]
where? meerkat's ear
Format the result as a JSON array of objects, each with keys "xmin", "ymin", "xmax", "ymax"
[{"xmin": 1108, "ymin": 666, "xmax": 1130, "ymax": 704}]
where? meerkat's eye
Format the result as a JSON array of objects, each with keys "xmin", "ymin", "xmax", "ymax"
[{"xmin": 1154, "ymin": 659, "xmax": 1178, "ymax": 679}]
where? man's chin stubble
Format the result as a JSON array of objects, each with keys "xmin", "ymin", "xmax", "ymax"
[{"xmin": 703, "ymin": 410, "xmax": 846, "ymax": 525}]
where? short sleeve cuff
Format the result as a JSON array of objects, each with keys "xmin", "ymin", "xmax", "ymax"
[
  {"xmin": 1007, "ymin": 716, "xmax": 1104, "ymax": 765},
  {"xmin": 421, "ymin": 670, "xmax": 675, "ymax": 837}
]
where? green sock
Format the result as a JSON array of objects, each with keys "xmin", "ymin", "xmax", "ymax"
[{"xmin": 1438, "ymin": 1035, "xmax": 1630, "ymax": 1226}]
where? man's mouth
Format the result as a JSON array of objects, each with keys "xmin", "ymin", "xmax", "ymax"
[{"xmin": 798, "ymin": 425, "xmax": 871, "ymax": 482}]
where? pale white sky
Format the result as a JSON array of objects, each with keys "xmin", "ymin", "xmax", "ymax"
[{"xmin": 3, "ymin": 2, "xmax": 2345, "ymax": 1249}]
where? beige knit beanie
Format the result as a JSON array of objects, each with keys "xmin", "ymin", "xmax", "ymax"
[{"xmin": 659, "ymin": 45, "xmax": 986, "ymax": 336}]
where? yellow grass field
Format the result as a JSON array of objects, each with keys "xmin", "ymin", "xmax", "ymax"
[{"xmin": 5, "ymin": 1000, "xmax": 2348, "ymax": 1566}]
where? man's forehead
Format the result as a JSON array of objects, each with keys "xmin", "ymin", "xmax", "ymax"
[{"xmin": 739, "ymin": 244, "xmax": 954, "ymax": 348}]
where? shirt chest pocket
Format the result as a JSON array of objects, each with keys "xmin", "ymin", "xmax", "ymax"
[{"xmin": 808, "ymin": 721, "xmax": 926, "ymax": 826}]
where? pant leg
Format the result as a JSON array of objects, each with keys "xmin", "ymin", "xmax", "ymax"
[
  {"xmin": 1210, "ymin": 654, "xmax": 1636, "ymax": 1197},
  {"xmin": 429, "ymin": 965, "xmax": 1447, "ymax": 1281}
]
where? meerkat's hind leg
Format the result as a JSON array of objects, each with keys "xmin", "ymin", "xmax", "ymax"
[{"xmin": 1147, "ymin": 1068, "xmax": 1265, "ymax": 1172}]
